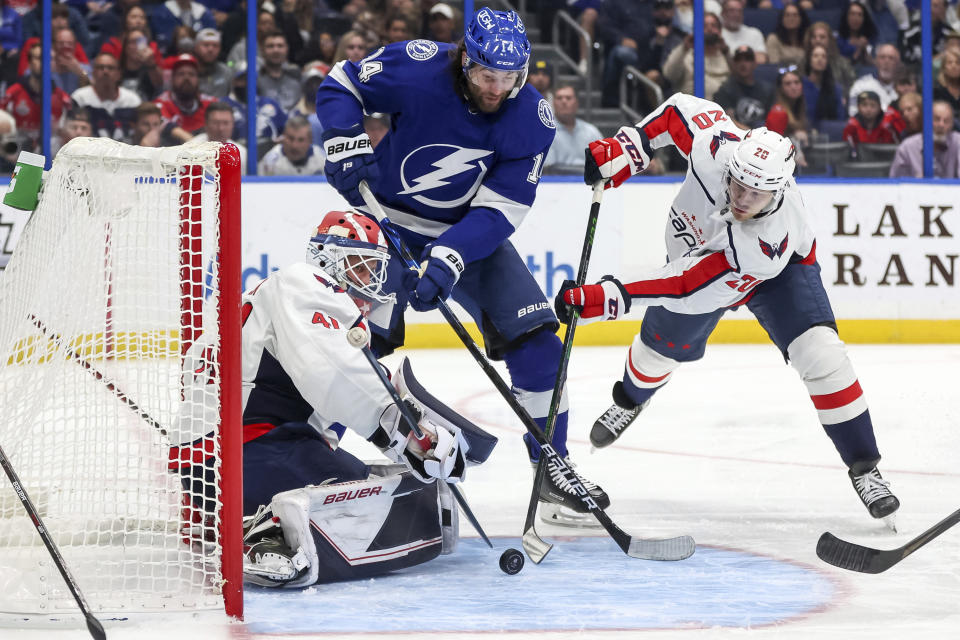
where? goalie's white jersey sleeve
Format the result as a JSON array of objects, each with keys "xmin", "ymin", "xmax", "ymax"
[
  {"xmin": 239, "ymin": 262, "xmax": 392, "ymax": 442},
  {"xmin": 616, "ymin": 93, "xmax": 817, "ymax": 315}
]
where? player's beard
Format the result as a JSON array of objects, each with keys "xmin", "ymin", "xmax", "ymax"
[{"xmin": 468, "ymin": 85, "xmax": 508, "ymax": 113}]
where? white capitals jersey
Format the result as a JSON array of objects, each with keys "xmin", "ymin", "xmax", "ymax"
[
  {"xmin": 623, "ymin": 93, "xmax": 816, "ymax": 315},
  {"xmin": 237, "ymin": 262, "xmax": 392, "ymax": 446}
]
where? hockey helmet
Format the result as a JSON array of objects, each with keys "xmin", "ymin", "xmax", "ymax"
[
  {"xmin": 307, "ymin": 211, "xmax": 394, "ymax": 309},
  {"xmin": 463, "ymin": 7, "xmax": 530, "ymax": 99},
  {"xmin": 724, "ymin": 127, "xmax": 796, "ymax": 219}
]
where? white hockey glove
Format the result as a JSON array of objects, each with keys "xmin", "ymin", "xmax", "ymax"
[
  {"xmin": 585, "ymin": 126, "xmax": 649, "ymax": 188},
  {"xmin": 370, "ymin": 398, "xmax": 468, "ymax": 483}
]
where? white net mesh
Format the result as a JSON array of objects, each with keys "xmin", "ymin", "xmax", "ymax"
[{"xmin": 0, "ymin": 139, "xmax": 235, "ymax": 617}]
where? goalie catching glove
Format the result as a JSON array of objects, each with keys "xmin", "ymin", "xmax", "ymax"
[
  {"xmin": 555, "ymin": 276, "xmax": 631, "ymax": 324},
  {"xmin": 369, "ymin": 398, "xmax": 468, "ymax": 483},
  {"xmin": 585, "ymin": 126, "xmax": 649, "ymax": 189}
]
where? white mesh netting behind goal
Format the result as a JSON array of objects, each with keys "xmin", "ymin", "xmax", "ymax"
[{"xmin": 0, "ymin": 138, "xmax": 242, "ymax": 622}]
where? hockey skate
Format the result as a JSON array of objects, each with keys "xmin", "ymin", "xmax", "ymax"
[
  {"xmin": 242, "ymin": 506, "xmax": 309, "ymax": 587},
  {"xmin": 530, "ymin": 451, "xmax": 610, "ymax": 528},
  {"xmin": 590, "ymin": 381, "xmax": 649, "ymax": 450},
  {"xmin": 849, "ymin": 465, "xmax": 900, "ymax": 532}
]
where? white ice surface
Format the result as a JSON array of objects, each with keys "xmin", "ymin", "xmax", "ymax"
[{"xmin": 3, "ymin": 344, "xmax": 959, "ymax": 639}]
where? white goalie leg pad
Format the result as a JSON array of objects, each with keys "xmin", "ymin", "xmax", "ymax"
[
  {"xmin": 625, "ymin": 336, "xmax": 681, "ymax": 390},
  {"xmin": 269, "ymin": 466, "xmax": 447, "ymax": 585},
  {"xmin": 788, "ymin": 326, "xmax": 867, "ymax": 425},
  {"xmin": 369, "ymin": 461, "xmax": 457, "ymax": 554}
]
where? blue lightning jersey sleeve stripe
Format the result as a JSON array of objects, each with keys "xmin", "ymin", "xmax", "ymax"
[{"xmin": 316, "ymin": 40, "xmax": 555, "ymax": 265}]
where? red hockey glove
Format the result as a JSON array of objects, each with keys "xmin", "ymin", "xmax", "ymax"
[
  {"xmin": 554, "ymin": 276, "xmax": 631, "ymax": 324},
  {"xmin": 584, "ymin": 126, "xmax": 648, "ymax": 189}
]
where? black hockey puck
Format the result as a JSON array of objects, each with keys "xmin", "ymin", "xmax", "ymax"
[{"xmin": 499, "ymin": 548, "xmax": 524, "ymax": 575}]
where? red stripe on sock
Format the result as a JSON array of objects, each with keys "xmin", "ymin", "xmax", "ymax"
[
  {"xmin": 627, "ymin": 347, "xmax": 671, "ymax": 384},
  {"xmin": 811, "ymin": 380, "xmax": 863, "ymax": 410}
]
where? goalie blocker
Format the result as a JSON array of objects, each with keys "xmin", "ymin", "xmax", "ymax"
[{"xmin": 243, "ymin": 358, "xmax": 497, "ymax": 586}]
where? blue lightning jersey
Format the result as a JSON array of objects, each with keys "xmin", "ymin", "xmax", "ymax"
[{"xmin": 315, "ymin": 40, "xmax": 556, "ymax": 264}]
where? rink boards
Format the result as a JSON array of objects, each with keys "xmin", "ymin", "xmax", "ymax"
[{"xmin": 233, "ymin": 178, "xmax": 959, "ymax": 345}]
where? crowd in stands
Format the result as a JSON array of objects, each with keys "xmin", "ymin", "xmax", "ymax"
[{"xmin": 2, "ymin": 0, "xmax": 959, "ymax": 177}]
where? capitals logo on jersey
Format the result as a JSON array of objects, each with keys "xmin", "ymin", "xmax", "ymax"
[
  {"xmin": 709, "ymin": 131, "xmax": 741, "ymax": 158},
  {"xmin": 759, "ymin": 233, "xmax": 788, "ymax": 259},
  {"xmin": 398, "ymin": 144, "xmax": 493, "ymax": 208}
]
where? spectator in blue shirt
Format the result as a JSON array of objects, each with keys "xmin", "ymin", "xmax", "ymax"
[
  {"xmin": 148, "ymin": 0, "xmax": 216, "ymax": 52},
  {"xmin": 801, "ymin": 43, "xmax": 844, "ymax": 127},
  {"xmin": 0, "ymin": 2, "xmax": 22, "ymax": 53},
  {"xmin": 836, "ymin": 1, "xmax": 877, "ymax": 66}
]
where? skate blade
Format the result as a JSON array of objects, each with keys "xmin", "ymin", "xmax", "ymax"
[
  {"xmin": 882, "ymin": 513, "xmax": 897, "ymax": 533},
  {"xmin": 539, "ymin": 503, "xmax": 603, "ymax": 529}
]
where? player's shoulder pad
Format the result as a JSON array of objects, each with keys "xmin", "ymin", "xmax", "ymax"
[
  {"xmin": 496, "ymin": 84, "xmax": 556, "ymax": 158},
  {"xmin": 663, "ymin": 92, "xmax": 725, "ymax": 118},
  {"xmin": 341, "ymin": 40, "xmax": 454, "ymax": 97},
  {"xmin": 277, "ymin": 263, "xmax": 358, "ymax": 313},
  {"xmin": 359, "ymin": 40, "xmax": 454, "ymax": 72}
]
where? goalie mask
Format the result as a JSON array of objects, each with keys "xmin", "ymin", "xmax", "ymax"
[
  {"xmin": 307, "ymin": 211, "xmax": 394, "ymax": 314},
  {"xmin": 462, "ymin": 8, "xmax": 530, "ymax": 104},
  {"xmin": 722, "ymin": 127, "xmax": 796, "ymax": 221}
]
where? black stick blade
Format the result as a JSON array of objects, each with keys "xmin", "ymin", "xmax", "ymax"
[
  {"xmin": 87, "ymin": 614, "xmax": 107, "ymax": 640},
  {"xmin": 816, "ymin": 532, "xmax": 890, "ymax": 574}
]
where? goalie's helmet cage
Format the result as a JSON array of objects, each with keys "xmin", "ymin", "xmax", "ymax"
[
  {"xmin": 0, "ymin": 138, "xmax": 243, "ymax": 623},
  {"xmin": 463, "ymin": 7, "xmax": 530, "ymax": 99},
  {"xmin": 724, "ymin": 127, "xmax": 796, "ymax": 218},
  {"xmin": 307, "ymin": 211, "xmax": 393, "ymax": 307}
]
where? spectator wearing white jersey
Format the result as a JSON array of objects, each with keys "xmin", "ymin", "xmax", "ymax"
[
  {"xmin": 720, "ymin": 0, "xmax": 767, "ymax": 63},
  {"xmin": 191, "ymin": 101, "xmax": 248, "ymax": 173},
  {"xmin": 848, "ymin": 44, "xmax": 900, "ymax": 117},
  {"xmin": 258, "ymin": 116, "xmax": 324, "ymax": 176},
  {"xmin": 71, "ymin": 52, "xmax": 141, "ymax": 143},
  {"xmin": 544, "ymin": 85, "xmax": 602, "ymax": 171}
]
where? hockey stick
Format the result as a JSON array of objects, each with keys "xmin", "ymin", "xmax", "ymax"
[
  {"xmin": 521, "ymin": 182, "xmax": 604, "ymax": 564},
  {"xmin": 816, "ymin": 507, "xmax": 960, "ymax": 573},
  {"xmin": 30, "ymin": 315, "xmax": 168, "ymax": 437},
  {"xmin": 0, "ymin": 444, "xmax": 107, "ymax": 640},
  {"xmin": 358, "ymin": 182, "xmax": 695, "ymax": 561},
  {"xmin": 345, "ymin": 326, "xmax": 493, "ymax": 548}
]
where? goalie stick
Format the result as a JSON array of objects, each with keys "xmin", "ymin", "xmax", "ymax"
[
  {"xmin": 358, "ymin": 182, "xmax": 696, "ymax": 562},
  {"xmin": 817, "ymin": 507, "xmax": 960, "ymax": 573},
  {"xmin": 345, "ymin": 326, "xmax": 493, "ymax": 549},
  {"xmin": 0, "ymin": 444, "xmax": 107, "ymax": 640}
]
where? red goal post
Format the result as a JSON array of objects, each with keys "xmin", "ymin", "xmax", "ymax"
[{"xmin": 0, "ymin": 139, "xmax": 242, "ymax": 622}]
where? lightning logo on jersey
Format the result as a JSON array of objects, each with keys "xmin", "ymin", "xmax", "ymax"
[
  {"xmin": 399, "ymin": 144, "xmax": 493, "ymax": 207},
  {"xmin": 759, "ymin": 233, "xmax": 789, "ymax": 259}
]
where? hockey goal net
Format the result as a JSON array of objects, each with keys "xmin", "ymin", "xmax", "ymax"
[{"xmin": 0, "ymin": 139, "xmax": 242, "ymax": 621}]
